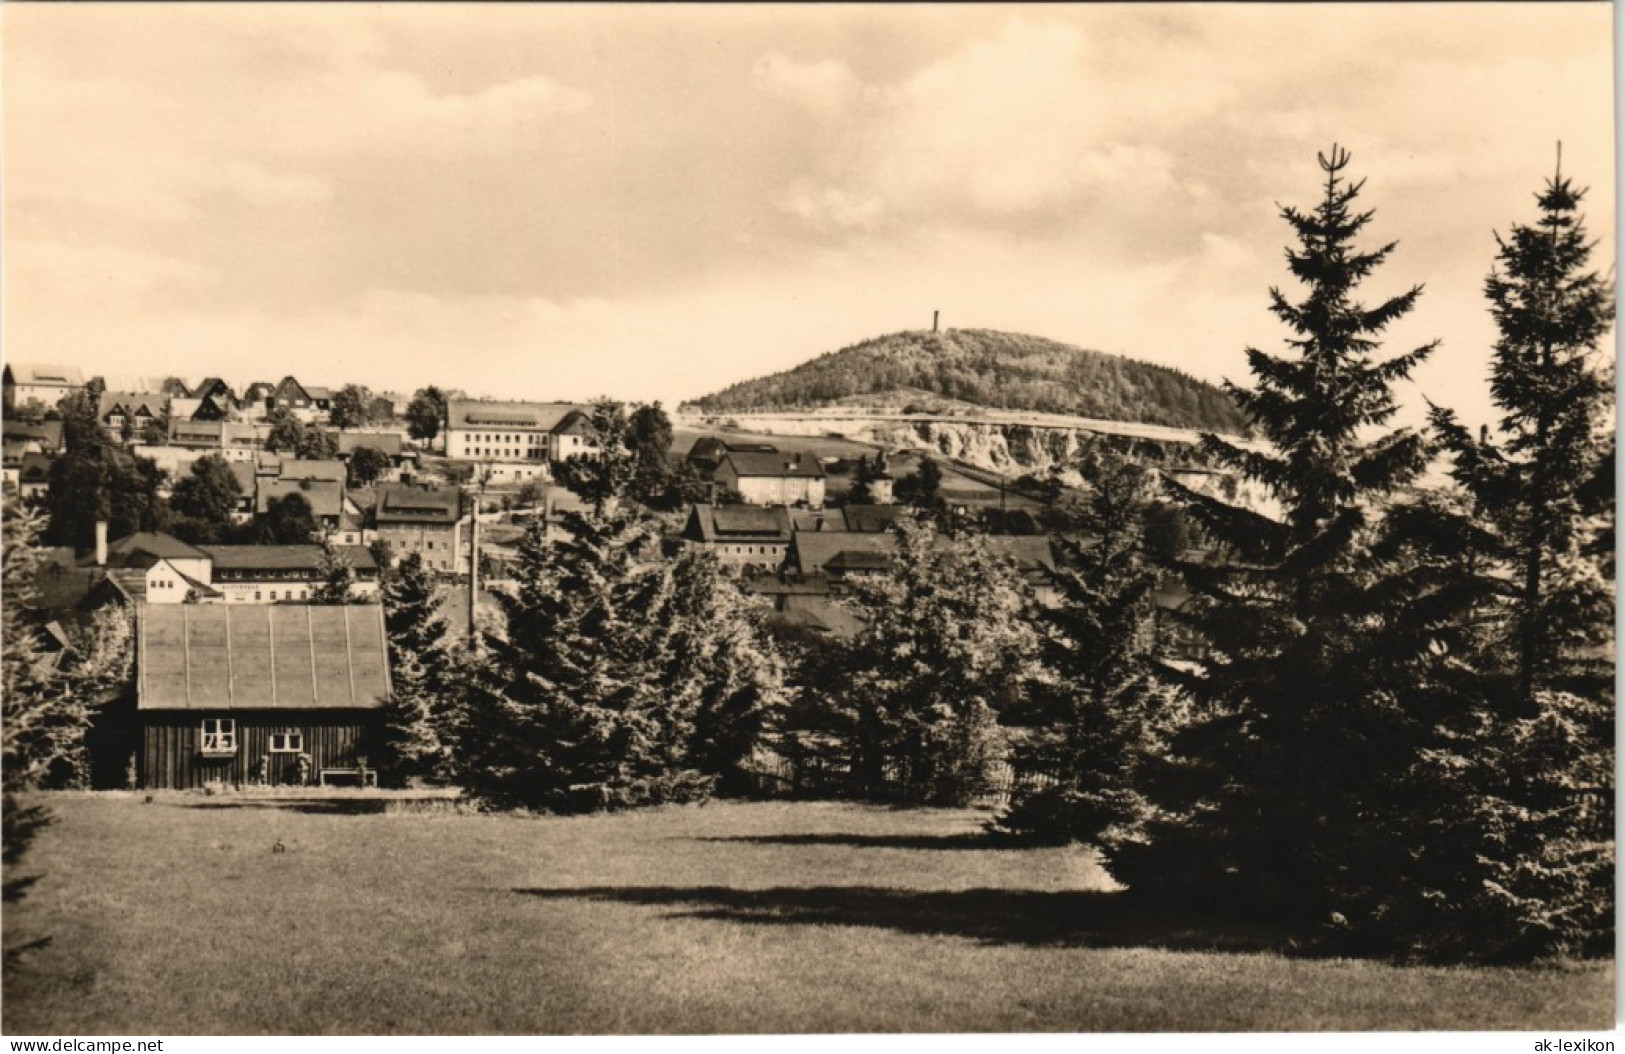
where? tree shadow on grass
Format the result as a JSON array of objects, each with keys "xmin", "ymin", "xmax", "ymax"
[
  {"xmin": 178, "ymin": 799, "xmax": 391, "ymax": 815},
  {"xmin": 694, "ymin": 833, "xmax": 1030, "ymax": 851},
  {"xmin": 515, "ymin": 885, "xmax": 1297, "ymax": 955}
]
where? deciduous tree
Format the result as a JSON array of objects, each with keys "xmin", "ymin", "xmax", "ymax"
[
  {"xmin": 169, "ymin": 454, "xmax": 244, "ymax": 544},
  {"xmin": 838, "ymin": 514, "xmax": 1043, "ymax": 805},
  {"xmin": 329, "ymin": 384, "xmax": 374, "ymax": 431},
  {"xmin": 405, "ymin": 386, "xmax": 447, "ymax": 444}
]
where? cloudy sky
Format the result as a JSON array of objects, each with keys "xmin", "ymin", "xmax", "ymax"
[{"xmin": 4, "ymin": 4, "xmax": 1614, "ymax": 426}]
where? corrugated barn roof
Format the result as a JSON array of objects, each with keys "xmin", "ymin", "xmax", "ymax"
[{"xmin": 138, "ymin": 604, "xmax": 391, "ymax": 711}]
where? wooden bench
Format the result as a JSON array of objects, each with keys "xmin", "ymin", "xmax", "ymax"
[{"xmin": 318, "ymin": 767, "xmax": 378, "ymax": 788}]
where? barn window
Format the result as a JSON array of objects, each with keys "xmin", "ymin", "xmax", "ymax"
[
  {"xmin": 201, "ymin": 718, "xmax": 237, "ymax": 755},
  {"xmin": 269, "ymin": 731, "xmax": 304, "ymax": 753}
]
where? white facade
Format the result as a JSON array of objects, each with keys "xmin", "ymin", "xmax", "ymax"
[
  {"xmin": 732, "ymin": 475, "xmax": 826, "ymax": 507},
  {"xmin": 139, "ymin": 560, "xmax": 197, "ymax": 604},
  {"xmin": 447, "ymin": 428, "xmax": 551, "ymax": 463},
  {"xmin": 213, "ymin": 579, "xmax": 381, "ymax": 604}
]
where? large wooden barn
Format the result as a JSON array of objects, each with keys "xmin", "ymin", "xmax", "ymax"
[{"xmin": 136, "ymin": 604, "xmax": 392, "ymax": 789}]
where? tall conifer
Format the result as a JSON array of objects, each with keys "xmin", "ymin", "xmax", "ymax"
[
  {"xmin": 1114, "ymin": 147, "xmax": 1437, "ymax": 924},
  {"xmin": 1419, "ymin": 159, "xmax": 1615, "ymax": 958}
]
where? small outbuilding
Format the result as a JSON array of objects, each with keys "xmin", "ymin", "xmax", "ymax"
[{"xmin": 135, "ymin": 603, "xmax": 391, "ymax": 789}]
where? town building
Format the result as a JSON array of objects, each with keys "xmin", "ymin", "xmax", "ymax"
[
  {"xmin": 373, "ymin": 484, "xmax": 464, "ymax": 573},
  {"xmin": 444, "ymin": 400, "xmax": 595, "ymax": 481},
  {"xmin": 77, "ymin": 530, "xmax": 219, "ymax": 605},
  {"xmin": 682, "ymin": 505, "xmax": 793, "ymax": 572},
  {"xmin": 167, "ymin": 419, "xmax": 225, "ymax": 451},
  {"xmin": 786, "ymin": 530, "xmax": 896, "ymax": 585},
  {"xmin": 133, "ymin": 603, "xmax": 390, "ymax": 789},
  {"xmin": 3, "ymin": 363, "xmax": 86, "ymax": 411},
  {"xmin": 255, "ymin": 478, "xmax": 363, "ymax": 544},
  {"xmin": 97, "ymin": 391, "xmax": 166, "ymax": 441},
  {"xmin": 3, "ymin": 420, "xmax": 64, "ymax": 457},
  {"xmin": 239, "ymin": 382, "xmax": 275, "ymax": 420},
  {"xmin": 16, "ymin": 452, "xmax": 51, "ymax": 504},
  {"xmin": 265, "ymin": 376, "xmax": 320, "ymax": 423},
  {"xmin": 684, "ymin": 437, "xmax": 781, "ymax": 474},
  {"xmin": 330, "ymin": 431, "xmax": 416, "ymax": 483},
  {"xmin": 199, "ymin": 544, "xmax": 381, "ymax": 602},
  {"xmin": 712, "ymin": 451, "xmax": 826, "ymax": 508}
]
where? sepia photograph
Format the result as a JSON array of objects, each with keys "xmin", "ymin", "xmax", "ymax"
[{"xmin": 0, "ymin": 1, "xmax": 1616, "ymax": 1039}]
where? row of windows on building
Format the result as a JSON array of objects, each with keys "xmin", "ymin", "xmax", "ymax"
[
  {"xmin": 725, "ymin": 545, "xmax": 784, "ymax": 556},
  {"xmin": 464, "ymin": 433, "xmax": 543, "ymax": 444},
  {"xmin": 201, "ymin": 719, "xmax": 300, "ymax": 754},
  {"xmin": 466, "ymin": 448, "xmax": 547, "ymax": 460}
]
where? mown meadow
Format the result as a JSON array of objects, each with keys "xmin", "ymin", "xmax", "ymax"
[{"xmin": 4, "ymin": 795, "xmax": 1611, "ymax": 1035}]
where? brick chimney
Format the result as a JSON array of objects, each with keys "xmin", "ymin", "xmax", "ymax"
[{"xmin": 95, "ymin": 520, "xmax": 108, "ymax": 567}]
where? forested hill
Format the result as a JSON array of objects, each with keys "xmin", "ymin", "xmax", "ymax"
[{"xmin": 684, "ymin": 329, "xmax": 1251, "ymax": 434}]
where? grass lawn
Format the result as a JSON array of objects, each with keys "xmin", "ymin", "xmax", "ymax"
[{"xmin": 3, "ymin": 795, "xmax": 1612, "ymax": 1035}]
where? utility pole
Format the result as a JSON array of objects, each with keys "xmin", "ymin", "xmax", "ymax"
[
  {"xmin": 932, "ymin": 310, "xmax": 939, "ymax": 333},
  {"xmin": 466, "ymin": 460, "xmax": 492, "ymax": 646}
]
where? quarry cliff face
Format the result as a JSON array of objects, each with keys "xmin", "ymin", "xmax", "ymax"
[
  {"xmin": 890, "ymin": 419, "xmax": 1088, "ymax": 475},
  {"xmin": 680, "ymin": 409, "xmax": 1210, "ymax": 478}
]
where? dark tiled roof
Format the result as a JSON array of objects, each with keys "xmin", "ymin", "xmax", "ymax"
[
  {"xmin": 86, "ymin": 532, "xmax": 210, "ymax": 569},
  {"xmin": 686, "ymin": 505, "xmax": 792, "ymax": 543},
  {"xmin": 721, "ymin": 451, "xmax": 825, "ymax": 479},
  {"xmin": 333, "ymin": 432, "xmax": 404, "ymax": 457},
  {"xmin": 256, "ymin": 479, "xmax": 345, "ymax": 518},
  {"xmin": 769, "ymin": 594, "xmax": 864, "ymax": 639},
  {"xmin": 841, "ymin": 504, "xmax": 908, "ymax": 533},
  {"xmin": 199, "ymin": 544, "xmax": 377, "ymax": 573},
  {"xmin": 376, "ymin": 485, "xmax": 461, "ymax": 525},
  {"xmin": 169, "ymin": 420, "xmax": 224, "ymax": 446},
  {"xmin": 18, "ymin": 451, "xmax": 52, "ymax": 481},
  {"xmin": 137, "ymin": 604, "xmax": 391, "ymax": 711},
  {"xmin": 278, "ymin": 459, "xmax": 347, "ymax": 484},
  {"xmin": 982, "ymin": 535, "xmax": 1057, "ymax": 573},
  {"xmin": 98, "ymin": 391, "xmax": 164, "ymax": 422},
  {"xmin": 790, "ymin": 531, "xmax": 897, "ymax": 576},
  {"xmin": 2, "ymin": 420, "xmax": 64, "ymax": 451},
  {"xmin": 228, "ymin": 462, "xmax": 256, "ymax": 496}
]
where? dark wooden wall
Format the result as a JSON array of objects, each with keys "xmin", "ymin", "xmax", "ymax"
[{"xmin": 139, "ymin": 709, "xmax": 380, "ymax": 790}]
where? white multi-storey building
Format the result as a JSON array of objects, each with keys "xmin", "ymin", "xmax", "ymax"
[{"xmin": 444, "ymin": 401, "xmax": 595, "ymax": 481}]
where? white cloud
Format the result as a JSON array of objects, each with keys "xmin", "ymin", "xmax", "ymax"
[
  {"xmin": 779, "ymin": 182, "xmax": 884, "ymax": 229},
  {"xmin": 754, "ymin": 53, "xmax": 863, "ymax": 119}
]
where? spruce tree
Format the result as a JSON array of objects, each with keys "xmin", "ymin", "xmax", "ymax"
[
  {"xmin": 995, "ymin": 454, "xmax": 1164, "ymax": 847},
  {"xmin": 1113, "ymin": 146, "xmax": 1437, "ymax": 927},
  {"xmin": 377, "ymin": 553, "xmax": 452, "ymax": 784},
  {"xmin": 1419, "ymin": 160, "xmax": 1615, "ymax": 959},
  {"xmin": 1432, "ymin": 160, "xmax": 1614, "ymax": 710},
  {"xmin": 454, "ymin": 512, "xmax": 711, "ymax": 812}
]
